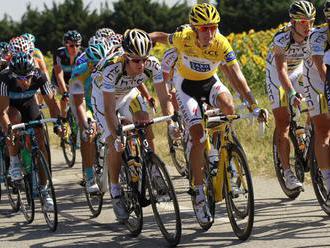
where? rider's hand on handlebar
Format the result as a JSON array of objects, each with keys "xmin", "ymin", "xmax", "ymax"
[
  {"xmin": 168, "ymin": 121, "xmax": 180, "ymax": 140},
  {"xmin": 53, "ymin": 117, "xmax": 64, "ymax": 137},
  {"xmin": 113, "ymin": 136, "xmax": 126, "ymax": 152},
  {"xmin": 147, "ymin": 96, "xmax": 157, "ymax": 113},
  {"xmin": 289, "ymin": 91, "xmax": 302, "ymax": 108},
  {"xmin": 251, "ymin": 104, "xmax": 269, "ymax": 123}
]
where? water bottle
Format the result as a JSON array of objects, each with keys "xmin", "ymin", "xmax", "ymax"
[
  {"xmin": 21, "ymin": 148, "xmax": 32, "ymax": 174},
  {"xmin": 208, "ymin": 145, "xmax": 219, "ymax": 176},
  {"xmin": 295, "ymin": 126, "xmax": 306, "ymax": 151}
]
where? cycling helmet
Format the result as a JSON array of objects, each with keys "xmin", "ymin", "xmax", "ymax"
[
  {"xmin": 22, "ymin": 33, "xmax": 36, "ymax": 43},
  {"xmin": 324, "ymin": 0, "xmax": 330, "ymax": 20},
  {"xmin": 0, "ymin": 42, "xmax": 9, "ymax": 55},
  {"xmin": 176, "ymin": 24, "xmax": 191, "ymax": 32},
  {"xmin": 289, "ymin": 1, "xmax": 316, "ymax": 20},
  {"xmin": 189, "ymin": 3, "xmax": 220, "ymax": 26},
  {"xmin": 95, "ymin": 28, "xmax": 115, "ymax": 39},
  {"xmin": 122, "ymin": 29, "xmax": 152, "ymax": 57},
  {"xmin": 85, "ymin": 43, "xmax": 108, "ymax": 63},
  {"xmin": 63, "ymin": 30, "xmax": 82, "ymax": 44},
  {"xmin": 88, "ymin": 35, "xmax": 111, "ymax": 50},
  {"xmin": 8, "ymin": 36, "xmax": 31, "ymax": 55},
  {"xmin": 108, "ymin": 33, "xmax": 123, "ymax": 46},
  {"xmin": 9, "ymin": 52, "xmax": 35, "ymax": 76}
]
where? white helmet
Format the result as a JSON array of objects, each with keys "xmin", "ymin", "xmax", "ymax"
[{"xmin": 122, "ymin": 29, "xmax": 152, "ymax": 57}]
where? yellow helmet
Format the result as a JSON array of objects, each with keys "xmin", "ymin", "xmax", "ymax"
[
  {"xmin": 324, "ymin": 0, "xmax": 330, "ymax": 20},
  {"xmin": 289, "ymin": 0, "xmax": 316, "ymax": 20},
  {"xmin": 189, "ymin": 3, "xmax": 220, "ymax": 26}
]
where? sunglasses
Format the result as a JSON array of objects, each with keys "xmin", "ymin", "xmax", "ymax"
[
  {"xmin": 195, "ymin": 25, "xmax": 218, "ymax": 33},
  {"xmin": 293, "ymin": 19, "xmax": 314, "ymax": 25},
  {"xmin": 127, "ymin": 56, "xmax": 148, "ymax": 64},
  {"xmin": 67, "ymin": 44, "xmax": 81, "ymax": 48},
  {"xmin": 14, "ymin": 74, "xmax": 33, "ymax": 80}
]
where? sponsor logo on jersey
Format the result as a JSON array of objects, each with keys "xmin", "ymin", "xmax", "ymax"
[
  {"xmin": 225, "ymin": 51, "xmax": 236, "ymax": 62},
  {"xmin": 190, "ymin": 62, "xmax": 211, "ymax": 72}
]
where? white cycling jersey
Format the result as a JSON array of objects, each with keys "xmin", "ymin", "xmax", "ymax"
[{"xmin": 303, "ymin": 25, "xmax": 329, "ymax": 117}]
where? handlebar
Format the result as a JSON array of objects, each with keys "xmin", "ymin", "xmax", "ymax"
[{"xmin": 11, "ymin": 118, "xmax": 58, "ymax": 131}]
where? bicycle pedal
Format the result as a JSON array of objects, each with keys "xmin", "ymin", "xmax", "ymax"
[
  {"xmin": 140, "ymin": 198, "xmax": 150, "ymax": 207},
  {"xmin": 79, "ymin": 179, "xmax": 86, "ymax": 187}
]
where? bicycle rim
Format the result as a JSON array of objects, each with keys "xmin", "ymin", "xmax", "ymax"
[
  {"xmin": 272, "ymin": 129, "xmax": 302, "ymax": 199},
  {"xmin": 5, "ymin": 176, "xmax": 20, "ymax": 212},
  {"xmin": 224, "ymin": 144, "xmax": 254, "ymax": 240},
  {"xmin": 36, "ymin": 151, "xmax": 58, "ymax": 231},
  {"xmin": 84, "ymin": 167, "xmax": 103, "ymax": 218},
  {"xmin": 146, "ymin": 153, "xmax": 181, "ymax": 246},
  {"xmin": 61, "ymin": 110, "xmax": 77, "ymax": 167},
  {"xmin": 167, "ymin": 128, "xmax": 187, "ymax": 177},
  {"xmin": 17, "ymin": 174, "xmax": 35, "ymax": 224},
  {"xmin": 309, "ymin": 140, "xmax": 330, "ymax": 215},
  {"xmin": 120, "ymin": 164, "xmax": 143, "ymax": 236}
]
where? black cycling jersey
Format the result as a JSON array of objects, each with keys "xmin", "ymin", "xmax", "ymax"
[
  {"xmin": 51, "ymin": 46, "xmax": 84, "ymax": 85},
  {"xmin": 0, "ymin": 68, "xmax": 52, "ymax": 122}
]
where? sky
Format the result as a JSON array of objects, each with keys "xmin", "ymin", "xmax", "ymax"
[{"xmin": 0, "ymin": 0, "xmax": 199, "ymax": 21}]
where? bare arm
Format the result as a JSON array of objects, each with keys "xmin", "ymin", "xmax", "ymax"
[
  {"xmin": 54, "ymin": 64, "xmax": 68, "ymax": 94},
  {"xmin": 149, "ymin": 32, "xmax": 170, "ymax": 45},
  {"xmin": 312, "ymin": 55, "xmax": 326, "ymax": 83},
  {"xmin": 37, "ymin": 57, "xmax": 51, "ymax": 82},
  {"xmin": 154, "ymin": 82, "xmax": 173, "ymax": 117},
  {"xmin": 225, "ymin": 61, "xmax": 257, "ymax": 106},
  {"xmin": 103, "ymin": 91, "xmax": 119, "ymax": 140},
  {"xmin": 137, "ymin": 83, "xmax": 151, "ymax": 99},
  {"xmin": 274, "ymin": 46, "xmax": 295, "ymax": 93},
  {"xmin": 73, "ymin": 94, "xmax": 88, "ymax": 129},
  {"xmin": 0, "ymin": 96, "xmax": 10, "ymax": 133},
  {"xmin": 43, "ymin": 92, "xmax": 61, "ymax": 118}
]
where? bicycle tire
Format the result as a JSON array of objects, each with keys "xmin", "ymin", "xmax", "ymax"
[
  {"xmin": 61, "ymin": 109, "xmax": 77, "ymax": 168},
  {"xmin": 35, "ymin": 151, "xmax": 58, "ymax": 231},
  {"xmin": 167, "ymin": 118, "xmax": 188, "ymax": 177},
  {"xmin": 17, "ymin": 173, "xmax": 35, "ymax": 224},
  {"xmin": 40, "ymin": 111, "xmax": 51, "ymax": 167},
  {"xmin": 146, "ymin": 153, "xmax": 181, "ymax": 246},
  {"xmin": 224, "ymin": 143, "xmax": 254, "ymax": 240},
  {"xmin": 309, "ymin": 138, "xmax": 330, "ymax": 216},
  {"xmin": 272, "ymin": 128, "xmax": 302, "ymax": 199},
  {"xmin": 120, "ymin": 161, "xmax": 143, "ymax": 236}
]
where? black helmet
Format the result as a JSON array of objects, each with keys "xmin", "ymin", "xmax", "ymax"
[
  {"xmin": 63, "ymin": 30, "xmax": 82, "ymax": 44},
  {"xmin": 9, "ymin": 52, "xmax": 35, "ymax": 76}
]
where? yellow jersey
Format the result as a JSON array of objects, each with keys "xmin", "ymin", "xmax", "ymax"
[{"xmin": 168, "ymin": 27, "xmax": 237, "ymax": 80}]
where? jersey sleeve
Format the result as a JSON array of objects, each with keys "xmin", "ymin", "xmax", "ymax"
[
  {"xmin": 36, "ymin": 69, "xmax": 52, "ymax": 95},
  {"xmin": 147, "ymin": 56, "xmax": 163, "ymax": 84},
  {"xmin": 310, "ymin": 30, "xmax": 327, "ymax": 56},
  {"xmin": 218, "ymin": 35, "xmax": 237, "ymax": 66},
  {"xmin": 102, "ymin": 63, "xmax": 120, "ymax": 93},
  {"xmin": 161, "ymin": 48, "xmax": 178, "ymax": 74},
  {"xmin": 0, "ymin": 81, "xmax": 8, "ymax": 96},
  {"xmin": 69, "ymin": 62, "xmax": 90, "ymax": 95}
]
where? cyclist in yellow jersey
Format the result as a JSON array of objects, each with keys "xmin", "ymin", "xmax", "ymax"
[{"xmin": 150, "ymin": 3, "xmax": 268, "ymax": 224}]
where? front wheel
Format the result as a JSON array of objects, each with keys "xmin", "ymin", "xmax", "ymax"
[
  {"xmin": 61, "ymin": 109, "xmax": 77, "ymax": 168},
  {"xmin": 17, "ymin": 174, "xmax": 35, "ymax": 224},
  {"xmin": 224, "ymin": 144, "xmax": 254, "ymax": 241},
  {"xmin": 146, "ymin": 153, "xmax": 181, "ymax": 246}
]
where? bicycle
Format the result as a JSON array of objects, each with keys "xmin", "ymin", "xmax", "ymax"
[
  {"xmin": 272, "ymin": 103, "xmax": 311, "ymax": 199},
  {"xmin": 117, "ymin": 115, "xmax": 181, "ymax": 246},
  {"xmin": 39, "ymin": 104, "xmax": 51, "ymax": 167},
  {"xmin": 11, "ymin": 118, "xmax": 59, "ymax": 231},
  {"xmin": 61, "ymin": 106, "xmax": 78, "ymax": 168},
  {"xmin": 187, "ymin": 108, "xmax": 259, "ymax": 240},
  {"xmin": 0, "ymin": 132, "xmax": 20, "ymax": 212}
]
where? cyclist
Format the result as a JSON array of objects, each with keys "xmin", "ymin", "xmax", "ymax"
[
  {"xmin": 95, "ymin": 28, "xmax": 115, "ymax": 40},
  {"xmin": 51, "ymin": 30, "xmax": 83, "ymax": 118},
  {"xmin": 150, "ymin": 3, "xmax": 267, "ymax": 224},
  {"xmin": 308, "ymin": 0, "xmax": 330, "ymax": 201},
  {"xmin": 0, "ymin": 42, "xmax": 10, "ymax": 71},
  {"xmin": 69, "ymin": 42, "xmax": 110, "ymax": 193},
  {"xmin": 266, "ymin": 1, "xmax": 315, "ymax": 190},
  {"xmin": 0, "ymin": 52, "xmax": 62, "ymax": 211},
  {"xmin": 91, "ymin": 28, "xmax": 174, "ymax": 221}
]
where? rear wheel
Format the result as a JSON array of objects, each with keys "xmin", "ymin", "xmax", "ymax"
[
  {"xmin": 146, "ymin": 153, "xmax": 181, "ymax": 246},
  {"xmin": 17, "ymin": 174, "xmax": 35, "ymax": 224},
  {"xmin": 309, "ymin": 138, "xmax": 330, "ymax": 216},
  {"xmin": 167, "ymin": 117, "xmax": 188, "ymax": 176},
  {"xmin": 61, "ymin": 109, "xmax": 77, "ymax": 168},
  {"xmin": 224, "ymin": 144, "xmax": 254, "ymax": 240},
  {"xmin": 120, "ymin": 161, "xmax": 143, "ymax": 236},
  {"xmin": 35, "ymin": 151, "xmax": 58, "ymax": 231},
  {"xmin": 272, "ymin": 129, "xmax": 303, "ymax": 199}
]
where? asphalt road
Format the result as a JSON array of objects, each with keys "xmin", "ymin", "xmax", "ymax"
[{"xmin": 0, "ymin": 148, "xmax": 329, "ymax": 247}]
